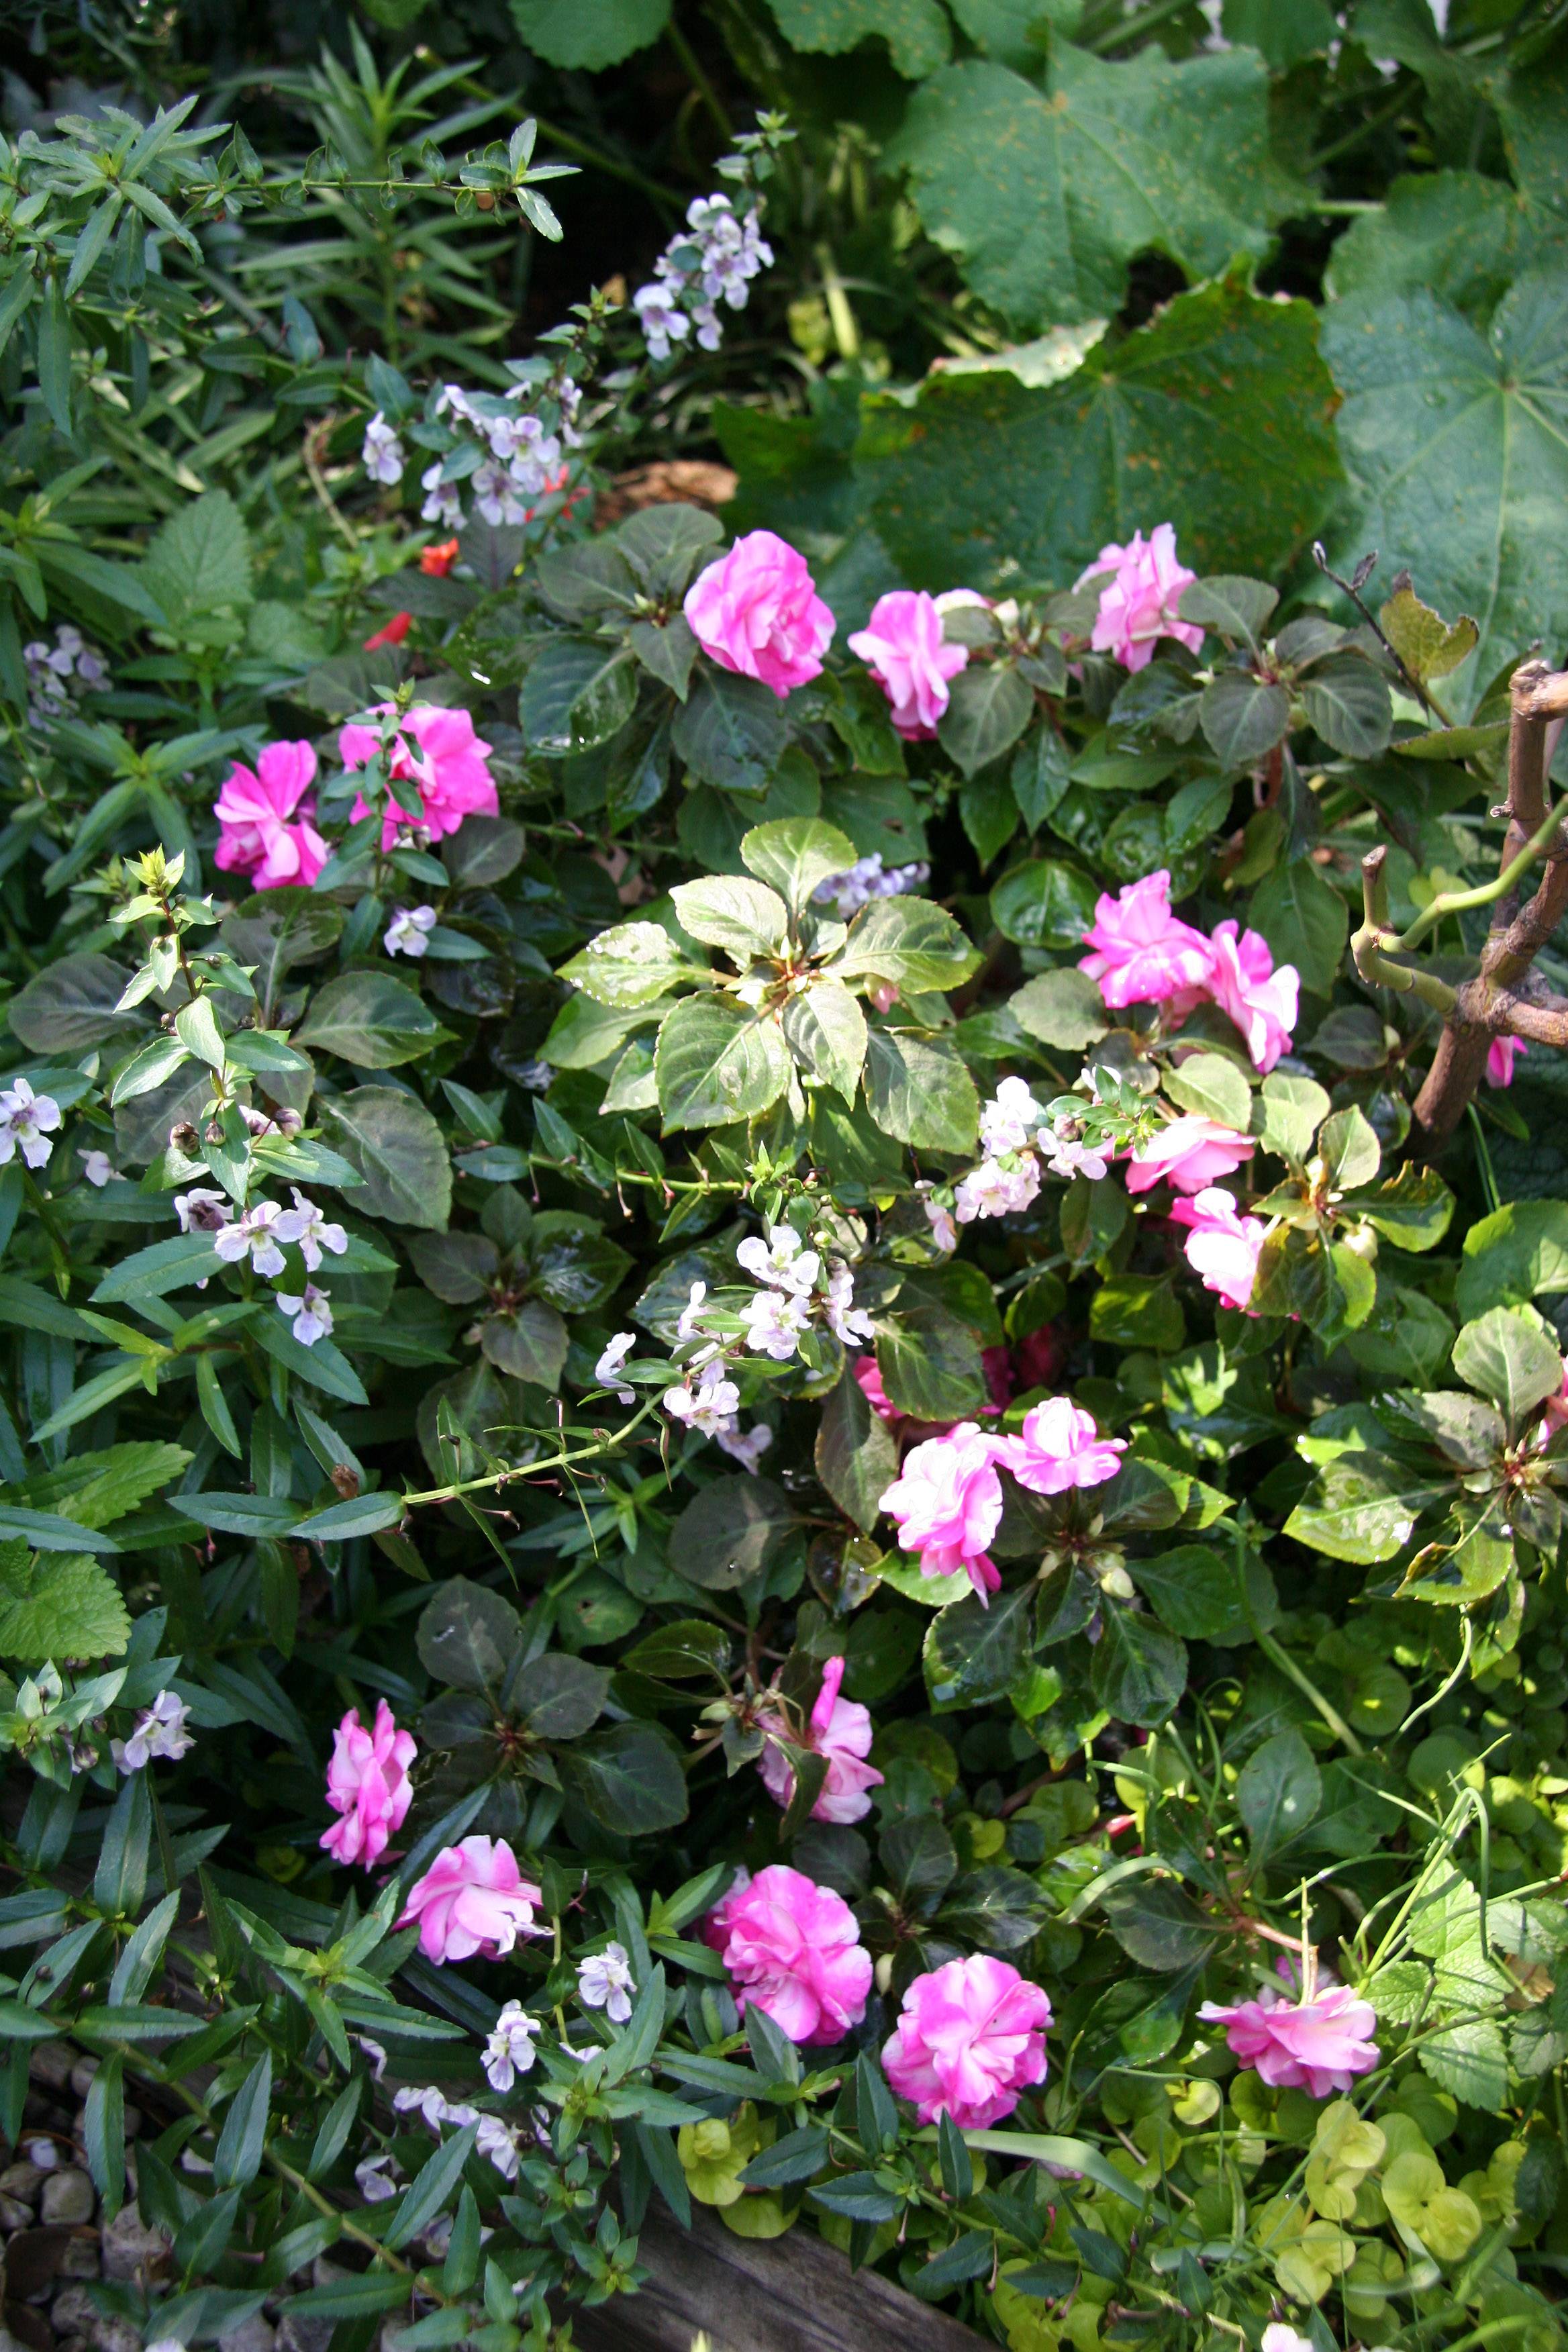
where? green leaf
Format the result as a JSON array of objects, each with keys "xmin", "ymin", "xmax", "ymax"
[
  {"xmin": 1128, "ymin": 1542, "xmax": 1271, "ymax": 1643},
  {"xmin": 1320, "ymin": 1104, "xmax": 1381, "ymax": 1190},
  {"xmin": 877, "ymin": 1309, "xmax": 988, "ymax": 1422},
  {"xmin": 511, "ymin": 1651, "xmax": 609, "ymax": 1739},
  {"xmin": 385, "ymin": 2124, "xmax": 478, "ymax": 2253},
  {"xmin": 832, "ymin": 895, "xmax": 981, "ymax": 992},
  {"xmin": 768, "ymin": 0, "xmax": 950, "ymax": 76},
  {"xmin": 863, "ymin": 1028, "xmax": 979, "ymax": 1153},
  {"xmin": 1259, "ymin": 1070, "xmax": 1330, "ymax": 1164},
  {"xmin": 740, "ymin": 816, "xmax": 859, "ymax": 914},
  {"xmin": 1237, "ymin": 1728, "xmax": 1321, "ymax": 1855},
  {"xmin": 1322, "ymin": 275, "xmax": 1568, "ymax": 712},
  {"xmin": 1324, "ymin": 168, "xmax": 1526, "ymax": 322},
  {"xmin": 213, "ymin": 2052, "xmax": 271, "ymax": 2190},
  {"xmin": 991, "ymin": 859, "xmax": 1099, "ymax": 950},
  {"xmin": 1285, "ymin": 1453, "xmax": 1453, "ymax": 1563},
  {"xmin": 1165, "ymin": 1051, "xmax": 1252, "ymax": 1132},
  {"xmin": 1199, "ymin": 671, "xmax": 1291, "ymax": 768},
  {"xmin": 417, "ymin": 1578, "xmax": 522, "ymax": 1691},
  {"xmin": 654, "ymin": 995, "xmax": 792, "ymax": 1130},
  {"xmin": 1420, "ymin": 2018, "xmax": 1509, "ymax": 2114},
  {"xmin": 816, "ymin": 1363, "xmax": 899, "ymax": 1536},
  {"xmin": 320, "ymin": 1088, "xmax": 451, "ymax": 1230},
  {"xmin": 7, "ymin": 954, "xmax": 142, "ymax": 1053},
  {"xmin": 670, "ymin": 876, "xmax": 789, "ymax": 962},
  {"xmin": 1451, "ymin": 1306, "xmax": 1565, "ymax": 1425},
  {"xmin": 671, "ymin": 669, "xmax": 788, "ymax": 795},
  {"xmin": 1456, "ymin": 1197, "xmax": 1568, "ymax": 1321},
  {"xmin": 1098, "ymin": 1877, "xmax": 1216, "ymax": 1969},
  {"xmin": 1379, "ymin": 581, "xmax": 1479, "ymax": 685},
  {"xmin": 936, "ymin": 662, "xmax": 1034, "ymax": 778},
  {"xmin": 924, "ymin": 1582, "xmax": 1034, "ymax": 1711},
  {"xmin": 520, "ymin": 639, "xmax": 637, "ymax": 754},
  {"xmin": 480, "ymin": 1299, "xmax": 568, "ymax": 1388},
  {"xmin": 291, "ymin": 1493, "xmax": 405, "ymax": 1542},
  {"xmin": 507, "ymin": 0, "xmax": 669, "ymax": 68},
  {"xmin": 140, "ymin": 491, "xmax": 252, "ymax": 634},
  {"xmin": 1010, "ymin": 967, "xmax": 1107, "ymax": 1050},
  {"xmin": 18, "ymin": 1442, "xmax": 189, "ymax": 1530},
  {"xmin": 556, "ymin": 1720, "xmax": 689, "ymax": 1833},
  {"xmin": 783, "ymin": 981, "xmax": 867, "ymax": 1104},
  {"xmin": 0, "ymin": 1551, "xmax": 130, "ymax": 1661},
  {"xmin": 862, "ymin": 279, "xmax": 1341, "ymax": 594},
  {"xmin": 627, "ymin": 615, "xmax": 699, "ymax": 698},
  {"xmin": 528, "ymin": 1212, "xmax": 632, "ymax": 1312},
  {"xmin": 558, "ymin": 922, "xmax": 690, "ymax": 1010},
  {"xmin": 667, "ymin": 1477, "xmax": 795, "ymax": 1589},
  {"xmin": 1089, "ymin": 1606, "xmax": 1187, "ymax": 1727},
  {"xmin": 297, "ymin": 973, "xmax": 446, "ymax": 1069},
  {"xmin": 91, "ymin": 1233, "xmax": 222, "ymax": 1304},
  {"xmin": 1250, "ymin": 859, "xmax": 1349, "ymax": 997},
  {"xmin": 1179, "ymin": 576, "xmax": 1279, "ymax": 646},
  {"xmin": 1089, "ymin": 1274, "xmax": 1183, "ymax": 1353},
  {"xmin": 886, "ymin": 46, "xmax": 1297, "ymax": 332},
  {"xmin": 1301, "ymin": 654, "xmax": 1393, "ymax": 758}
]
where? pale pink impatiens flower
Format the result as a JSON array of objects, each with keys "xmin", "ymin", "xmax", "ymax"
[
  {"xmin": 320, "ymin": 1699, "xmax": 417, "ymax": 1870},
  {"xmin": 396, "ymin": 1834, "xmax": 542, "ymax": 1964},
  {"xmin": 1078, "ymin": 871, "xmax": 1212, "ymax": 1010},
  {"xmin": 847, "ymin": 590, "xmax": 968, "ymax": 739},
  {"xmin": 213, "ymin": 740, "xmax": 330, "ymax": 890},
  {"xmin": 1169, "ymin": 1186, "xmax": 1267, "ymax": 1313},
  {"xmin": 1487, "ymin": 1036, "xmax": 1526, "ymax": 1087},
  {"xmin": 1126, "ymin": 1115, "xmax": 1256, "ymax": 1197},
  {"xmin": 883, "ymin": 1956, "xmax": 1051, "ymax": 2128},
  {"xmin": 718, "ymin": 1864, "xmax": 873, "ymax": 2045},
  {"xmin": 879, "ymin": 1422, "xmax": 1006, "ymax": 1600},
  {"xmin": 1203, "ymin": 920, "xmax": 1299, "ymax": 1074},
  {"xmin": 1199, "ymin": 1981, "xmax": 1378, "ymax": 2098},
  {"xmin": 683, "ymin": 530, "xmax": 835, "ymax": 697},
  {"xmin": 998, "ymin": 1398, "xmax": 1126, "ymax": 1497},
  {"xmin": 341, "ymin": 703, "xmax": 498, "ymax": 848},
  {"xmin": 758, "ymin": 1655, "xmax": 885, "ymax": 1826},
  {"xmin": 1076, "ymin": 524, "xmax": 1203, "ymax": 673}
]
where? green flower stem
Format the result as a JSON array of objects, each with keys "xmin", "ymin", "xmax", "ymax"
[
  {"xmin": 1234, "ymin": 1526, "xmax": 1365, "ymax": 1755},
  {"xmin": 1387, "ymin": 787, "xmax": 1568, "ymax": 959},
  {"xmin": 401, "ymin": 1394, "xmax": 661, "ymax": 1512}
]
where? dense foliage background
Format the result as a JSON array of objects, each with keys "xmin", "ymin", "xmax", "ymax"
[{"xmin": 6, "ymin": 5, "xmax": 1568, "ymax": 2352}]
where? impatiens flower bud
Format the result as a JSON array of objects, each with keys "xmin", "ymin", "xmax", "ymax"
[
  {"xmin": 1487, "ymin": 1035, "xmax": 1526, "ymax": 1087},
  {"xmin": 883, "ymin": 1955, "xmax": 1051, "ymax": 2128}
]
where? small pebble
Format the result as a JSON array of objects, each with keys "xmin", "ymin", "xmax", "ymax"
[
  {"xmin": 68, "ymin": 2061, "xmax": 98, "ymax": 2100},
  {"xmin": 58, "ymin": 2237, "xmax": 100, "ymax": 2280},
  {"xmin": 26, "ymin": 2044, "xmax": 73, "ymax": 2092},
  {"xmin": 40, "ymin": 2170, "xmax": 95, "ymax": 2227},
  {"xmin": 23, "ymin": 2139, "xmax": 58, "ymax": 2171},
  {"xmin": 0, "ymin": 2163, "xmax": 40, "ymax": 2203}
]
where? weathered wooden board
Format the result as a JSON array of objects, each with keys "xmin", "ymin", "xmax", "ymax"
[{"xmin": 573, "ymin": 2200, "xmax": 989, "ymax": 2352}]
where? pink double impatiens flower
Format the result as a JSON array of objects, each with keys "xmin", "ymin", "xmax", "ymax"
[
  {"xmin": 397, "ymin": 1834, "xmax": 543, "ymax": 1964},
  {"xmin": 847, "ymin": 589, "xmax": 969, "ymax": 739},
  {"xmin": 1169, "ymin": 1185, "xmax": 1268, "ymax": 1313},
  {"xmin": 213, "ymin": 740, "xmax": 330, "ymax": 890},
  {"xmin": 879, "ymin": 1400, "xmax": 1124, "ymax": 1602},
  {"xmin": 883, "ymin": 1955, "xmax": 1051, "ymax": 2128},
  {"xmin": 714, "ymin": 1863, "xmax": 873, "ymax": 2045},
  {"xmin": 757, "ymin": 1654, "xmax": 884, "ymax": 1826},
  {"xmin": 1079, "ymin": 871, "xmax": 1212, "ymax": 1012},
  {"xmin": 1199, "ymin": 1979, "xmax": 1378, "ymax": 2098},
  {"xmin": 1077, "ymin": 524, "xmax": 1203, "ymax": 673},
  {"xmin": 683, "ymin": 530, "xmax": 835, "ymax": 697},
  {"xmin": 320, "ymin": 1700, "xmax": 416, "ymax": 1870},
  {"xmin": 340, "ymin": 703, "xmax": 498, "ymax": 848}
]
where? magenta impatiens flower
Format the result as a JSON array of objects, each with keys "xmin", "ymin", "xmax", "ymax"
[
  {"xmin": 847, "ymin": 589, "xmax": 968, "ymax": 738},
  {"xmin": 883, "ymin": 1955, "xmax": 1051, "ymax": 2128},
  {"xmin": 879, "ymin": 1422, "xmax": 1006, "ymax": 1600},
  {"xmin": 1079, "ymin": 871, "xmax": 1212, "ymax": 1010},
  {"xmin": 683, "ymin": 530, "xmax": 834, "ymax": 696},
  {"xmin": 1199, "ymin": 1981, "xmax": 1378, "ymax": 2098},
  {"xmin": 997, "ymin": 1398, "xmax": 1126, "ymax": 1497},
  {"xmin": 1203, "ymin": 920, "xmax": 1299, "ymax": 1073},
  {"xmin": 718, "ymin": 1863, "xmax": 873, "ymax": 2045},
  {"xmin": 758, "ymin": 1655, "xmax": 884, "ymax": 1826},
  {"xmin": 320, "ymin": 1699, "xmax": 416, "ymax": 1870},
  {"xmin": 341, "ymin": 703, "xmax": 498, "ymax": 847},
  {"xmin": 1170, "ymin": 1186, "xmax": 1267, "ymax": 1313},
  {"xmin": 213, "ymin": 740, "xmax": 330, "ymax": 889},
  {"xmin": 1487, "ymin": 1035, "xmax": 1526, "ymax": 1087},
  {"xmin": 1126, "ymin": 1115, "xmax": 1256, "ymax": 1196},
  {"xmin": 1077, "ymin": 524, "xmax": 1202, "ymax": 673},
  {"xmin": 396, "ymin": 1834, "xmax": 542, "ymax": 1963},
  {"xmin": 854, "ymin": 1354, "xmax": 899, "ymax": 1422}
]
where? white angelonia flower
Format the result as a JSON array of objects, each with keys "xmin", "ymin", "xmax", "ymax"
[
  {"xmin": 821, "ymin": 1261, "xmax": 874, "ymax": 1346},
  {"xmin": 361, "ymin": 412, "xmax": 406, "ymax": 487},
  {"xmin": 420, "ymin": 461, "xmax": 463, "ymax": 528},
  {"xmin": 354, "ymin": 2153, "xmax": 399, "ymax": 2204},
  {"xmin": 736, "ymin": 1226, "xmax": 819, "ymax": 1295},
  {"xmin": 1039, "ymin": 1121, "xmax": 1110, "ymax": 1183},
  {"xmin": 980, "ymin": 1076, "xmax": 1046, "ymax": 1159},
  {"xmin": 715, "ymin": 1422, "xmax": 771, "ymax": 1474},
  {"xmin": 663, "ymin": 1367, "xmax": 741, "ymax": 1436},
  {"xmin": 743, "ymin": 1288, "xmax": 810, "ymax": 1362},
  {"xmin": 273, "ymin": 1189, "xmax": 348, "ymax": 1271},
  {"xmin": 277, "ymin": 1285, "xmax": 334, "ymax": 1347},
  {"xmin": 79, "ymin": 1149, "xmax": 118, "ymax": 1187},
  {"xmin": 393, "ymin": 2085, "xmax": 454, "ymax": 2132},
  {"xmin": 175, "ymin": 1187, "xmax": 230, "ymax": 1234},
  {"xmin": 0, "ymin": 1079, "xmax": 61, "ymax": 1171},
  {"xmin": 954, "ymin": 1157, "xmax": 1042, "ymax": 1224},
  {"xmin": 483, "ymin": 2002, "xmax": 542, "ymax": 2093},
  {"xmin": 475, "ymin": 2116, "xmax": 521, "ymax": 2181},
  {"xmin": 919, "ymin": 1189, "xmax": 959, "ymax": 1253},
  {"xmin": 577, "ymin": 1943, "xmax": 636, "ymax": 2025},
  {"xmin": 594, "ymin": 1333, "xmax": 636, "ymax": 1404},
  {"xmin": 676, "ymin": 1279, "xmax": 712, "ymax": 1342},
  {"xmin": 112, "ymin": 1692, "xmax": 194, "ymax": 1775},
  {"xmin": 385, "ymin": 905, "xmax": 438, "ymax": 959},
  {"xmin": 213, "ymin": 1202, "xmax": 287, "ymax": 1278}
]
